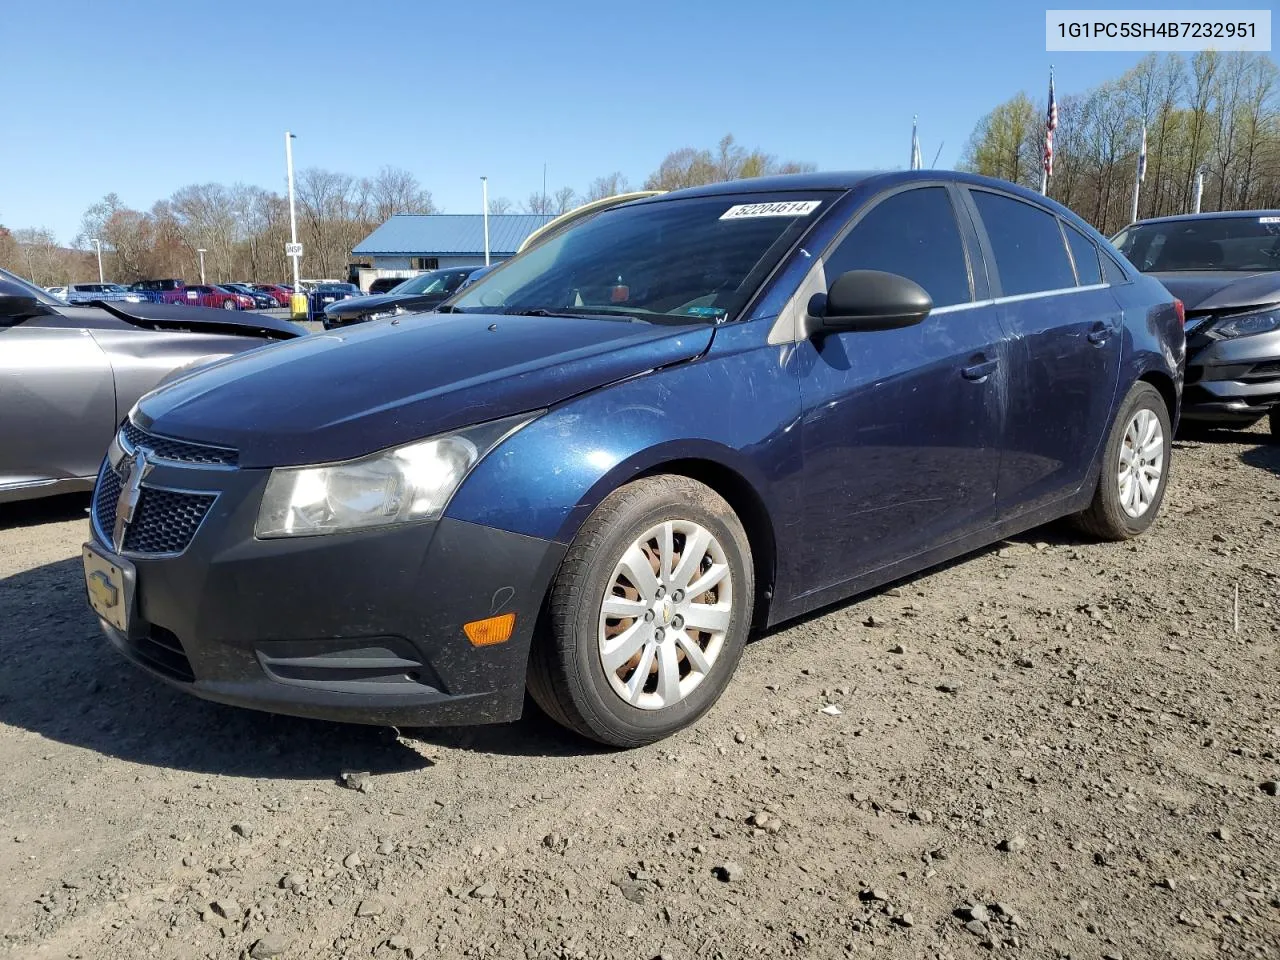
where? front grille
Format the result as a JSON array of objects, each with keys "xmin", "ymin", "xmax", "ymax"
[
  {"xmin": 121, "ymin": 420, "xmax": 238, "ymax": 467},
  {"xmin": 92, "ymin": 460, "xmax": 216, "ymax": 556}
]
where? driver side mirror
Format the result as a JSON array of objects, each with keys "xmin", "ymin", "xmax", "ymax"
[
  {"xmin": 0, "ymin": 293, "xmax": 48, "ymax": 325},
  {"xmin": 806, "ymin": 269, "xmax": 932, "ymax": 335}
]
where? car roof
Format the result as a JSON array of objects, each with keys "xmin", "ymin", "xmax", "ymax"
[
  {"xmin": 1129, "ymin": 210, "xmax": 1280, "ymax": 226},
  {"xmin": 637, "ymin": 170, "xmax": 1076, "ymax": 214}
]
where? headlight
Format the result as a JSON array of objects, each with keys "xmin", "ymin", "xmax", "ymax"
[
  {"xmin": 1212, "ymin": 308, "xmax": 1280, "ymax": 339},
  {"xmin": 255, "ymin": 413, "xmax": 537, "ymax": 538}
]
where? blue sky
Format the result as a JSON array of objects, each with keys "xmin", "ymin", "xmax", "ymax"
[{"xmin": 0, "ymin": 0, "xmax": 1259, "ymax": 243}]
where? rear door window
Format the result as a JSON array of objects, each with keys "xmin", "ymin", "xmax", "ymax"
[
  {"xmin": 823, "ymin": 186, "xmax": 972, "ymax": 308},
  {"xmin": 970, "ymin": 191, "xmax": 1077, "ymax": 296},
  {"xmin": 1062, "ymin": 222, "xmax": 1102, "ymax": 285}
]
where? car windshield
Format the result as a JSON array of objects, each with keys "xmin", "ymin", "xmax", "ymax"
[
  {"xmin": 391, "ymin": 271, "xmax": 455, "ymax": 295},
  {"xmin": 448, "ymin": 193, "xmax": 836, "ymax": 324},
  {"xmin": 317, "ymin": 284, "xmax": 357, "ymax": 293},
  {"xmin": 0, "ymin": 267, "xmax": 63, "ymax": 305},
  {"xmin": 1113, "ymin": 216, "xmax": 1280, "ymax": 272},
  {"xmin": 105, "ymin": 284, "xmax": 131, "ymax": 293}
]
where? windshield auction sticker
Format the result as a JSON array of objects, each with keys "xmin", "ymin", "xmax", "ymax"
[{"xmin": 720, "ymin": 201, "xmax": 821, "ymax": 220}]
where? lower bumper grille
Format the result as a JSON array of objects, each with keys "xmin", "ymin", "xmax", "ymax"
[{"xmin": 120, "ymin": 625, "xmax": 195, "ymax": 683}]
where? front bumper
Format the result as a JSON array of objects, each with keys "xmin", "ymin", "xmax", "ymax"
[
  {"xmin": 87, "ymin": 456, "xmax": 565, "ymax": 727},
  {"xmin": 1181, "ymin": 328, "xmax": 1280, "ymax": 424}
]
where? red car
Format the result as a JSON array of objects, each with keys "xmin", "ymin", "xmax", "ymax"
[
  {"xmin": 251, "ymin": 284, "xmax": 293, "ymax": 306},
  {"xmin": 180, "ymin": 285, "xmax": 255, "ymax": 310}
]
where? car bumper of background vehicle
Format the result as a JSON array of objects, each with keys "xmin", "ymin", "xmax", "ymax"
[
  {"xmin": 1182, "ymin": 331, "xmax": 1280, "ymax": 423},
  {"xmin": 90, "ymin": 496, "xmax": 566, "ymax": 726}
]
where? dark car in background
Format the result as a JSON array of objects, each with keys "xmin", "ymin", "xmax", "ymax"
[
  {"xmin": 304, "ymin": 281, "xmax": 362, "ymax": 322},
  {"xmin": 222, "ymin": 283, "xmax": 278, "ymax": 309},
  {"xmin": 82, "ymin": 171, "xmax": 1182, "ymax": 747},
  {"xmin": 368, "ymin": 276, "xmax": 410, "ymax": 295},
  {"xmin": 1113, "ymin": 210, "xmax": 1279, "ymax": 437},
  {"xmin": 0, "ymin": 266, "xmax": 303, "ymax": 504},
  {"xmin": 322, "ymin": 267, "xmax": 484, "ymax": 329}
]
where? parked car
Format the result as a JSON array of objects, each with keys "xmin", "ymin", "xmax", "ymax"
[
  {"xmin": 178, "ymin": 285, "xmax": 255, "ymax": 310},
  {"xmin": 322, "ymin": 267, "xmax": 484, "ymax": 329},
  {"xmin": 46, "ymin": 286, "xmax": 68, "ymax": 299},
  {"xmin": 251, "ymin": 284, "xmax": 292, "ymax": 306},
  {"xmin": 306, "ymin": 282, "xmax": 361, "ymax": 321},
  {"xmin": 221, "ymin": 283, "xmax": 278, "ymax": 309},
  {"xmin": 132, "ymin": 279, "xmax": 188, "ymax": 304},
  {"xmin": 368, "ymin": 276, "xmax": 411, "ymax": 295},
  {"xmin": 0, "ymin": 266, "xmax": 303, "ymax": 505},
  {"xmin": 1113, "ymin": 210, "xmax": 1279, "ymax": 437},
  {"xmin": 82, "ymin": 171, "xmax": 1183, "ymax": 746},
  {"xmin": 64, "ymin": 283, "xmax": 149, "ymax": 304}
]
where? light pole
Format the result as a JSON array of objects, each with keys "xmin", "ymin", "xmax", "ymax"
[
  {"xmin": 90, "ymin": 238, "xmax": 104, "ymax": 283},
  {"xmin": 481, "ymin": 176, "xmax": 490, "ymax": 266},
  {"xmin": 197, "ymin": 248, "xmax": 207, "ymax": 284},
  {"xmin": 285, "ymin": 132, "xmax": 300, "ymax": 291}
]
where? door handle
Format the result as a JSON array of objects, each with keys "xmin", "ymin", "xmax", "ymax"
[
  {"xmin": 1087, "ymin": 327, "xmax": 1111, "ymax": 345},
  {"xmin": 961, "ymin": 358, "xmax": 998, "ymax": 382}
]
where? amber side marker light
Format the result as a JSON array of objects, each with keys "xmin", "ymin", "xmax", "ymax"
[{"xmin": 463, "ymin": 613, "xmax": 516, "ymax": 647}]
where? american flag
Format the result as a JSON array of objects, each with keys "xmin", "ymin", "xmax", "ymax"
[{"xmin": 1043, "ymin": 69, "xmax": 1058, "ymax": 177}]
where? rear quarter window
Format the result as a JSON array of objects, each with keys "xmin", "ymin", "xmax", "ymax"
[
  {"xmin": 1062, "ymin": 222, "xmax": 1103, "ymax": 285},
  {"xmin": 970, "ymin": 190, "xmax": 1077, "ymax": 297}
]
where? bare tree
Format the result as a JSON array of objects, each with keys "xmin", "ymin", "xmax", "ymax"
[
  {"xmin": 554, "ymin": 186, "xmax": 577, "ymax": 213},
  {"xmin": 488, "ymin": 196, "xmax": 515, "ymax": 214}
]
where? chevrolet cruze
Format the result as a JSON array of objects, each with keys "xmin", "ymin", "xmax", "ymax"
[{"xmin": 83, "ymin": 172, "xmax": 1184, "ymax": 746}]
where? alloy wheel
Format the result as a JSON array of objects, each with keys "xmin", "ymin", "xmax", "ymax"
[{"xmin": 597, "ymin": 519, "xmax": 734, "ymax": 710}]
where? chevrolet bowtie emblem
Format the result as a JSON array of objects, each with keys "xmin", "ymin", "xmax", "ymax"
[
  {"xmin": 87, "ymin": 570, "xmax": 119, "ymax": 610},
  {"xmin": 112, "ymin": 448, "xmax": 153, "ymax": 553}
]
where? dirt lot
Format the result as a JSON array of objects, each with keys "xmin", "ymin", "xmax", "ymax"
[{"xmin": 1, "ymin": 427, "xmax": 1277, "ymax": 960}]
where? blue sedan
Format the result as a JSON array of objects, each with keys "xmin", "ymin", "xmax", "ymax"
[{"xmin": 82, "ymin": 171, "xmax": 1184, "ymax": 746}]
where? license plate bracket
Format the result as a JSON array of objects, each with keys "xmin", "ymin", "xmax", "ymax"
[{"xmin": 83, "ymin": 542, "xmax": 136, "ymax": 633}]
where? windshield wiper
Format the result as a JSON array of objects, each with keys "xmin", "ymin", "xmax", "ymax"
[{"xmin": 502, "ymin": 307, "xmax": 586, "ymax": 318}]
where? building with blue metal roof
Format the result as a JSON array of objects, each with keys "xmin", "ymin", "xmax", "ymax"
[{"xmin": 352, "ymin": 214, "xmax": 557, "ymax": 278}]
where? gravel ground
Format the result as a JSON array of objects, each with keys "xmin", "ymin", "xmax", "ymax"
[{"xmin": 1, "ymin": 425, "xmax": 1277, "ymax": 960}]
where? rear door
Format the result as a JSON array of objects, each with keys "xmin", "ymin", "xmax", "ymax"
[
  {"xmin": 0, "ymin": 316, "xmax": 116, "ymax": 490},
  {"xmin": 795, "ymin": 184, "xmax": 1004, "ymax": 592},
  {"xmin": 962, "ymin": 188, "xmax": 1123, "ymax": 515}
]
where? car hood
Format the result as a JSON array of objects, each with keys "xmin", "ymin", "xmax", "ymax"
[
  {"xmin": 61, "ymin": 300, "xmax": 305, "ymax": 339},
  {"xmin": 1149, "ymin": 270, "xmax": 1280, "ymax": 313},
  {"xmin": 325, "ymin": 291, "xmax": 446, "ymax": 316},
  {"xmin": 136, "ymin": 312, "xmax": 714, "ymax": 468}
]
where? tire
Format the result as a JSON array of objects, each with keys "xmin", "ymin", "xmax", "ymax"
[
  {"xmin": 222, "ymin": 299, "xmax": 238, "ymax": 311},
  {"xmin": 1073, "ymin": 381, "xmax": 1172, "ymax": 541},
  {"xmin": 527, "ymin": 475, "xmax": 754, "ymax": 747}
]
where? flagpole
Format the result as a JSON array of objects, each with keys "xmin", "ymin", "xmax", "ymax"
[
  {"xmin": 1130, "ymin": 125, "xmax": 1145, "ymax": 223},
  {"xmin": 911, "ymin": 115, "xmax": 921, "ymax": 170},
  {"xmin": 1041, "ymin": 65, "xmax": 1054, "ymax": 195}
]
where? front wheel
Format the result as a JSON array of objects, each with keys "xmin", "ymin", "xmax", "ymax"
[
  {"xmin": 527, "ymin": 475, "xmax": 754, "ymax": 747},
  {"xmin": 1072, "ymin": 381, "xmax": 1172, "ymax": 540},
  {"xmin": 222, "ymin": 299, "xmax": 238, "ymax": 311}
]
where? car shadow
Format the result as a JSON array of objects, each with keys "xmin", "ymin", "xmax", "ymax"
[
  {"xmin": 0, "ymin": 550, "xmax": 650, "ymax": 772},
  {"xmin": 0, "ymin": 492, "xmax": 91, "ymax": 531},
  {"xmin": 1241, "ymin": 441, "xmax": 1279, "ymax": 475}
]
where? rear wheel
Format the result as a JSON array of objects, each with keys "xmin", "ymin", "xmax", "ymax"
[
  {"xmin": 1072, "ymin": 381, "xmax": 1171, "ymax": 540},
  {"xmin": 222, "ymin": 299, "xmax": 238, "ymax": 311},
  {"xmin": 527, "ymin": 476, "xmax": 753, "ymax": 747}
]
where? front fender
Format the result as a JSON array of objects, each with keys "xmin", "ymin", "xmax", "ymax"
[{"xmin": 444, "ymin": 322, "xmax": 805, "ymax": 605}]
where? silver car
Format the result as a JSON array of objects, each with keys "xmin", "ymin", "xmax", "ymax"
[{"xmin": 0, "ymin": 267, "xmax": 305, "ymax": 504}]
